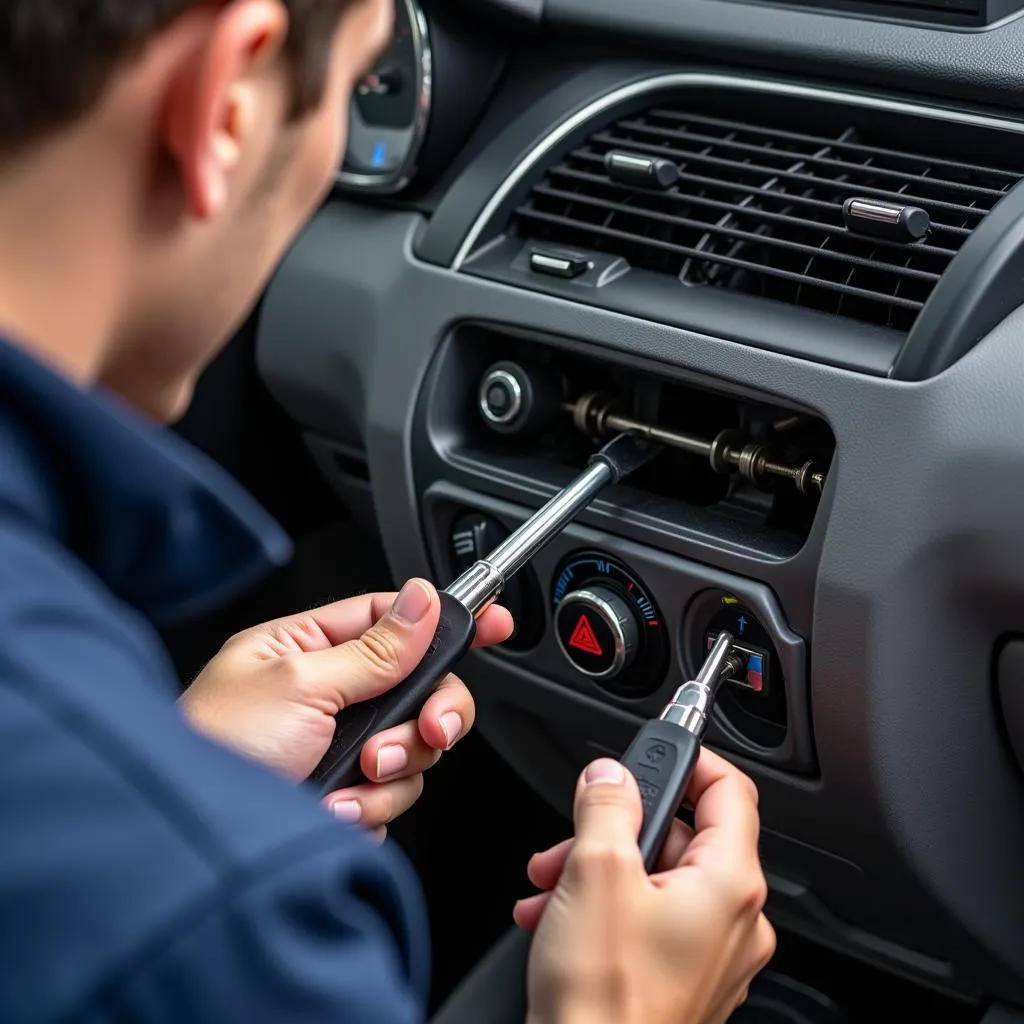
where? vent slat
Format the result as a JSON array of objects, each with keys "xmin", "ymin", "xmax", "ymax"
[
  {"xmin": 507, "ymin": 97, "xmax": 1024, "ymax": 332},
  {"xmin": 547, "ymin": 166, "xmax": 962, "ymax": 256},
  {"xmin": 516, "ymin": 207, "xmax": 926, "ymax": 310},
  {"xmin": 565, "ymin": 155, "xmax": 972, "ymax": 238},
  {"xmin": 530, "ymin": 184, "xmax": 944, "ymax": 281},
  {"xmin": 615, "ymin": 119, "xmax": 1010, "ymax": 201},
  {"xmin": 591, "ymin": 132, "xmax": 992, "ymax": 219},
  {"xmin": 648, "ymin": 109, "xmax": 1023, "ymax": 183}
]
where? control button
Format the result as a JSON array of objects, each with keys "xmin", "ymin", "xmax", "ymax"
[
  {"xmin": 478, "ymin": 368, "xmax": 523, "ymax": 427},
  {"xmin": 449, "ymin": 511, "xmax": 543, "ymax": 652},
  {"xmin": 529, "ymin": 248, "xmax": 591, "ymax": 279},
  {"xmin": 555, "ymin": 585, "xmax": 639, "ymax": 679},
  {"xmin": 451, "ymin": 513, "xmax": 507, "ymax": 575},
  {"xmin": 551, "ymin": 552, "xmax": 668, "ymax": 697}
]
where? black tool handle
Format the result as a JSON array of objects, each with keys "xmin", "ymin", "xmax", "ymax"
[
  {"xmin": 309, "ymin": 592, "xmax": 478, "ymax": 795},
  {"xmin": 620, "ymin": 719, "xmax": 702, "ymax": 872}
]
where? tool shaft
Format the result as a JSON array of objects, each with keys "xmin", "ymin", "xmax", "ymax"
[{"xmin": 447, "ymin": 460, "xmax": 615, "ymax": 615}]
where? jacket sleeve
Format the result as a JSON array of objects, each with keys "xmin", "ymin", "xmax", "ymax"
[
  {"xmin": 0, "ymin": 523, "xmax": 431, "ymax": 1024},
  {"xmin": 102, "ymin": 827, "xmax": 429, "ymax": 1024}
]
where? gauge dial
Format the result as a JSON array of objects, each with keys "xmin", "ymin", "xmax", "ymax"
[
  {"xmin": 552, "ymin": 552, "xmax": 668, "ymax": 697},
  {"xmin": 338, "ymin": 0, "xmax": 431, "ymax": 193}
]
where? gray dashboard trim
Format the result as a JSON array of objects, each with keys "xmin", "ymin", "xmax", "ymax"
[
  {"xmin": 544, "ymin": 0, "xmax": 1024, "ymax": 105},
  {"xmin": 452, "ymin": 71, "xmax": 1024, "ymax": 270}
]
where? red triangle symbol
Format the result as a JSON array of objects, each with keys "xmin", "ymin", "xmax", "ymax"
[{"xmin": 569, "ymin": 614, "xmax": 603, "ymax": 656}]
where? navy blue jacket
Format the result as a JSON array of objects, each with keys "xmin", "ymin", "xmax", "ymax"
[{"xmin": 0, "ymin": 338, "xmax": 429, "ymax": 1022}]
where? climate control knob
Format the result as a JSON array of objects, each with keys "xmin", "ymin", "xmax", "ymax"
[
  {"xmin": 552, "ymin": 552, "xmax": 668, "ymax": 696},
  {"xmin": 555, "ymin": 585, "xmax": 640, "ymax": 680}
]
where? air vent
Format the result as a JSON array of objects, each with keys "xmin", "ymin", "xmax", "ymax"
[{"xmin": 510, "ymin": 101, "xmax": 1023, "ymax": 334}]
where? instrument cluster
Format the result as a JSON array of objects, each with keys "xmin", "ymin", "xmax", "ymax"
[{"xmin": 338, "ymin": 0, "xmax": 432, "ymax": 194}]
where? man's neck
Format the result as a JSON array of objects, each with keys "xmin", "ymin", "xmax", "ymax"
[{"xmin": 0, "ymin": 130, "xmax": 132, "ymax": 387}]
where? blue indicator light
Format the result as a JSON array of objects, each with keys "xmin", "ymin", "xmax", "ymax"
[{"xmin": 371, "ymin": 142, "xmax": 388, "ymax": 168}]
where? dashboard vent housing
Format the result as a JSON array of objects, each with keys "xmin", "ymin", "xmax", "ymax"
[{"xmin": 510, "ymin": 100, "xmax": 1022, "ymax": 334}]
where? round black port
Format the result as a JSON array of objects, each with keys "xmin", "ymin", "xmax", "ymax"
[
  {"xmin": 479, "ymin": 367, "xmax": 523, "ymax": 428},
  {"xmin": 449, "ymin": 512, "xmax": 544, "ymax": 651},
  {"xmin": 476, "ymin": 360, "xmax": 563, "ymax": 436},
  {"xmin": 551, "ymin": 551, "xmax": 667, "ymax": 698},
  {"xmin": 683, "ymin": 590, "xmax": 788, "ymax": 751}
]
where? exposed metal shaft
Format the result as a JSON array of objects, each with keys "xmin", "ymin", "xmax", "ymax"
[{"xmin": 565, "ymin": 393, "xmax": 827, "ymax": 496}]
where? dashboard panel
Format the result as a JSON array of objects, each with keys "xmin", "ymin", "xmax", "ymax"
[{"xmin": 259, "ymin": 2, "xmax": 1024, "ymax": 1017}]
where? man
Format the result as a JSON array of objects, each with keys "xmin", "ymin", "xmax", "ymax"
[{"xmin": 0, "ymin": 2, "xmax": 774, "ymax": 1021}]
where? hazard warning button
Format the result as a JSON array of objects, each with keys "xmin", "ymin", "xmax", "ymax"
[{"xmin": 554, "ymin": 586, "xmax": 639, "ymax": 680}]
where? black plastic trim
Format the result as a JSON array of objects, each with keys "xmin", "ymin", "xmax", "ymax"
[
  {"xmin": 983, "ymin": 1007, "xmax": 1024, "ymax": 1023},
  {"xmin": 893, "ymin": 178, "xmax": 1024, "ymax": 380}
]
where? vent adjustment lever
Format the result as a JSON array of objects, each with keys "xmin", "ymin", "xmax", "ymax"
[
  {"xmin": 843, "ymin": 198, "xmax": 931, "ymax": 244},
  {"xmin": 604, "ymin": 150, "xmax": 680, "ymax": 190}
]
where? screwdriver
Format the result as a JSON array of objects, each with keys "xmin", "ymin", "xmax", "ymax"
[
  {"xmin": 310, "ymin": 432, "xmax": 662, "ymax": 795},
  {"xmin": 621, "ymin": 631, "xmax": 744, "ymax": 870}
]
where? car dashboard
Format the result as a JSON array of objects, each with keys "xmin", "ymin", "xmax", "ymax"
[{"xmin": 256, "ymin": 0, "xmax": 1024, "ymax": 1014}]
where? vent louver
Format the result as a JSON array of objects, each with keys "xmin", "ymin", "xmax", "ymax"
[{"xmin": 511, "ymin": 104, "xmax": 1023, "ymax": 333}]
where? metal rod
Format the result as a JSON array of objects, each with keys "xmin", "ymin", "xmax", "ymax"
[
  {"xmin": 601, "ymin": 410, "xmax": 712, "ymax": 458},
  {"xmin": 660, "ymin": 631, "xmax": 741, "ymax": 735},
  {"xmin": 445, "ymin": 460, "xmax": 615, "ymax": 615},
  {"xmin": 564, "ymin": 395, "xmax": 827, "ymax": 496},
  {"xmin": 487, "ymin": 460, "xmax": 613, "ymax": 580}
]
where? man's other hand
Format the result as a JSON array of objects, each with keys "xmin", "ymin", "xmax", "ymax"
[{"xmin": 180, "ymin": 580, "xmax": 513, "ymax": 833}]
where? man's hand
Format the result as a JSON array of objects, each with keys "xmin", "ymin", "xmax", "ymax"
[
  {"xmin": 518, "ymin": 750, "xmax": 775, "ymax": 1024},
  {"xmin": 180, "ymin": 579, "xmax": 513, "ymax": 832}
]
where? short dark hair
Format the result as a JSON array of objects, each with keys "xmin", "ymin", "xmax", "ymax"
[{"xmin": 0, "ymin": 1, "xmax": 353, "ymax": 152}]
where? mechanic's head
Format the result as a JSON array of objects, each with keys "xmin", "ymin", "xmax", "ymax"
[{"xmin": 0, "ymin": 0, "xmax": 391, "ymax": 420}]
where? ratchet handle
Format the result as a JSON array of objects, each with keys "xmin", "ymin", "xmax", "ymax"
[
  {"xmin": 309, "ymin": 592, "xmax": 478, "ymax": 795},
  {"xmin": 620, "ymin": 719, "xmax": 702, "ymax": 872}
]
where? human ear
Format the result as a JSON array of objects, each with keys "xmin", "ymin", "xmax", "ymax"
[{"xmin": 161, "ymin": 0, "xmax": 289, "ymax": 220}]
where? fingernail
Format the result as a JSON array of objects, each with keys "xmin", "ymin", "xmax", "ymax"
[
  {"xmin": 584, "ymin": 759, "xmax": 625, "ymax": 786},
  {"xmin": 391, "ymin": 579, "xmax": 433, "ymax": 625},
  {"xmin": 330, "ymin": 799, "xmax": 362, "ymax": 823},
  {"xmin": 439, "ymin": 711, "xmax": 463, "ymax": 750},
  {"xmin": 376, "ymin": 744, "xmax": 409, "ymax": 779}
]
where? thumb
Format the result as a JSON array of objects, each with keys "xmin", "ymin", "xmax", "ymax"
[
  {"xmin": 570, "ymin": 759, "xmax": 645, "ymax": 856},
  {"xmin": 306, "ymin": 579, "xmax": 441, "ymax": 711}
]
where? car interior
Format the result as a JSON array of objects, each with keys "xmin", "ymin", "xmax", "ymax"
[{"xmin": 164, "ymin": 0, "xmax": 1024, "ymax": 1018}]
